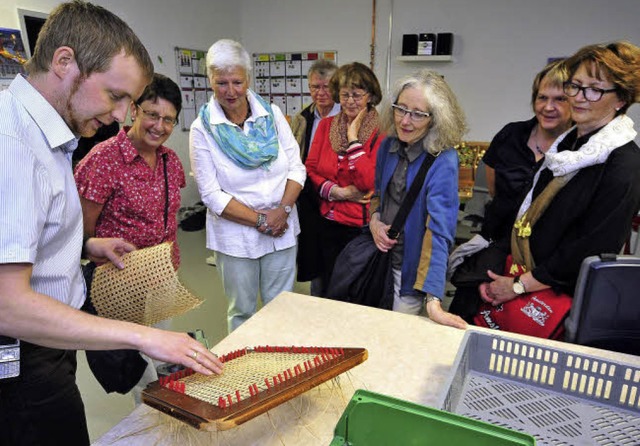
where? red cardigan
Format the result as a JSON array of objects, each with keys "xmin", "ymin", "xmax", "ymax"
[{"xmin": 305, "ymin": 116, "xmax": 383, "ymax": 227}]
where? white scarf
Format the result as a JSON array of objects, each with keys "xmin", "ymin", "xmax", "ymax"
[{"xmin": 516, "ymin": 114, "xmax": 637, "ymax": 219}]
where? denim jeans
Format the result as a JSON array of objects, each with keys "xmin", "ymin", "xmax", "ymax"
[{"xmin": 216, "ymin": 246, "xmax": 297, "ymax": 332}]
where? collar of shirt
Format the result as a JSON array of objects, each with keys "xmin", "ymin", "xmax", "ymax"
[
  {"xmin": 313, "ymin": 102, "xmax": 341, "ymax": 121},
  {"xmin": 10, "ymin": 74, "xmax": 78, "ymax": 154},
  {"xmin": 389, "ymin": 138, "xmax": 425, "ymax": 163},
  {"xmin": 208, "ymin": 89, "xmax": 269, "ymax": 126},
  {"xmin": 116, "ymin": 126, "xmax": 169, "ymax": 165}
]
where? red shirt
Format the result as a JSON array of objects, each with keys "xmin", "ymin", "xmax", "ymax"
[
  {"xmin": 74, "ymin": 128, "xmax": 186, "ymax": 267},
  {"xmin": 305, "ymin": 116, "xmax": 382, "ymax": 227}
]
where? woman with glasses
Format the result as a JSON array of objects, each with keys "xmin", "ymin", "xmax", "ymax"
[
  {"xmin": 305, "ymin": 62, "xmax": 383, "ymax": 296},
  {"xmin": 449, "ymin": 41, "xmax": 640, "ymax": 331},
  {"xmin": 448, "ymin": 60, "xmax": 571, "ymax": 296},
  {"xmin": 74, "ymin": 73, "xmax": 185, "ymax": 403},
  {"xmin": 190, "ymin": 39, "xmax": 306, "ymax": 333},
  {"xmin": 75, "ymin": 73, "xmax": 185, "ymax": 268},
  {"xmin": 370, "ymin": 69, "xmax": 467, "ymax": 328}
]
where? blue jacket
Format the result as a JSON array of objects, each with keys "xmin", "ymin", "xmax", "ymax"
[{"xmin": 375, "ymin": 137, "xmax": 459, "ymax": 298}]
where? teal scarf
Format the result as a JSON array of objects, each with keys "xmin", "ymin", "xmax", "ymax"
[{"xmin": 199, "ymin": 91, "xmax": 279, "ymax": 170}]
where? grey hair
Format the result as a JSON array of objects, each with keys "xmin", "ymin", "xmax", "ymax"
[
  {"xmin": 206, "ymin": 39, "xmax": 252, "ymax": 79},
  {"xmin": 380, "ymin": 69, "xmax": 467, "ymax": 154},
  {"xmin": 307, "ymin": 59, "xmax": 338, "ymax": 79}
]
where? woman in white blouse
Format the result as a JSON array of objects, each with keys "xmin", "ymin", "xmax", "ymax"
[{"xmin": 190, "ymin": 39, "xmax": 306, "ymax": 332}]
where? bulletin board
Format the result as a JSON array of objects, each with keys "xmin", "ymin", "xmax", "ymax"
[
  {"xmin": 253, "ymin": 50, "xmax": 337, "ymax": 119},
  {"xmin": 174, "ymin": 47, "xmax": 211, "ymax": 131}
]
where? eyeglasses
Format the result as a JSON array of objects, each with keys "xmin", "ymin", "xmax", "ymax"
[
  {"xmin": 339, "ymin": 91, "xmax": 368, "ymax": 102},
  {"xmin": 563, "ymin": 82, "xmax": 617, "ymax": 102},
  {"xmin": 136, "ymin": 105, "xmax": 178, "ymax": 127},
  {"xmin": 309, "ymin": 84, "xmax": 330, "ymax": 93},
  {"xmin": 392, "ymin": 104, "xmax": 432, "ymax": 122}
]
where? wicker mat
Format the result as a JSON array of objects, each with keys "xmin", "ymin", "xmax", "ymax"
[{"xmin": 90, "ymin": 242, "xmax": 202, "ymax": 326}]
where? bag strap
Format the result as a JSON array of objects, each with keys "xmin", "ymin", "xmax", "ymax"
[
  {"xmin": 162, "ymin": 153, "xmax": 169, "ymax": 240},
  {"xmin": 387, "ymin": 152, "xmax": 437, "ymax": 239}
]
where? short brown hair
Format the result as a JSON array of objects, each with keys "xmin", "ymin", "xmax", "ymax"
[
  {"xmin": 565, "ymin": 41, "xmax": 640, "ymax": 114},
  {"xmin": 329, "ymin": 62, "xmax": 382, "ymax": 105},
  {"xmin": 25, "ymin": 1, "xmax": 153, "ymax": 81}
]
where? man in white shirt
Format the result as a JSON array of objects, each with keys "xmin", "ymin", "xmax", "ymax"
[{"xmin": 0, "ymin": 3, "xmax": 222, "ymax": 444}]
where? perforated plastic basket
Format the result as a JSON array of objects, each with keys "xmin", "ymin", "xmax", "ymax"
[{"xmin": 439, "ymin": 331, "xmax": 640, "ymax": 445}]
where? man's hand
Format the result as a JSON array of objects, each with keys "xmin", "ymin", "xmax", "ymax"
[
  {"xmin": 84, "ymin": 237, "xmax": 136, "ymax": 269},
  {"xmin": 138, "ymin": 327, "xmax": 224, "ymax": 376}
]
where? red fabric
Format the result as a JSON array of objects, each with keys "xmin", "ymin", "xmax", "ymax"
[
  {"xmin": 473, "ymin": 255, "xmax": 572, "ymax": 340},
  {"xmin": 305, "ymin": 116, "xmax": 382, "ymax": 227},
  {"xmin": 74, "ymin": 128, "xmax": 186, "ymax": 267}
]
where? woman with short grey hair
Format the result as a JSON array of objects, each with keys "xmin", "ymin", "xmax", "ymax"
[{"xmin": 190, "ymin": 39, "xmax": 306, "ymax": 332}]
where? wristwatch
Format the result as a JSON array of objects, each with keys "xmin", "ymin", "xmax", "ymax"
[
  {"xmin": 425, "ymin": 294, "xmax": 442, "ymax": 304},
  {"xmin": 512, "ymin": 275, "xmax": 527, "ymax": 295},
  {"xmin": 281, "ymin": 204, "xmax": 293, "ymax": 214}
]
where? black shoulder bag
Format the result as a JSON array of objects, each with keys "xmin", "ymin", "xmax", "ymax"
[{"xmin": 327, "ymin": 152, "xmax": 436, "ymax": 309}]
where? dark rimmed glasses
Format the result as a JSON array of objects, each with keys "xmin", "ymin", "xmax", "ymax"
[
  {"xmin": 563, "ymin": 82, "xmax": 617, "ymax": 102},
  {"xmin": 137, "ymin": 105, "xmax": 179, "ymax": 127},
  {"xmin": 392, "ymin": 104, "xmax": 432, "ymax": 122}
]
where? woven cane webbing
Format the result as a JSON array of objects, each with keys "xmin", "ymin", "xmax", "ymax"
[
  {"xmin": 90, "ymin": 243, "xmax": 202, "ymax": 325},
  {"xmin": 143, "ymin": 347, "xmax": 368, "ymax": 431},
  {"xmin": 183, "ymin": 351, "xmax": 325, "ymax": 404}
]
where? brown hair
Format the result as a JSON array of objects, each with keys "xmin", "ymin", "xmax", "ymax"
[
  {"xmin": 329, "ymin": 62, "xmax": 382, "ymax": 105},
  {"xmin": 25, "ymin": 1, "xmax": 153, "ymax": 81},
  {"xmin": 565, "ymin": 41, "xmax": 640, "ymax": 114}
]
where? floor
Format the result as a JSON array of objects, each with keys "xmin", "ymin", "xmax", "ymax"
[{"xmin": 79, "ymin": 219, "xmax": 473, "ymax": 442}]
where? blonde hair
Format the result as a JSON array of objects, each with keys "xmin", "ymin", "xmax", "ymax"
[
  {"xmin": 380, "ymin": 69, "xmax": 467, "ymax": 154},
  {"xmin": 531, "ymin": 59, "xmax": 569, "ymax": 108}
]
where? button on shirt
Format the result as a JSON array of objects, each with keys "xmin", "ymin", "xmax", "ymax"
[{"xmin": 0, "ymin": 75, "xmax": 85, "ymax": 309}]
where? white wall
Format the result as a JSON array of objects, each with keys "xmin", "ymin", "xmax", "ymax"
[
  {"xmin": 2, "ymin": 0, "xmax": 639, "ymax": 205},
  {"xmin": 241, "ymin": 0, "xmax": 640, "ymax": 141}
]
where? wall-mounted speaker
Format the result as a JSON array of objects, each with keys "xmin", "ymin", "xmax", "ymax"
[
  {"xmin": 436, "ymin": 33, "xmax": 454, "ymax": 55},
  {"xmin": 402, "ymin": 34, "xmax": 419, "ymax": 56}
]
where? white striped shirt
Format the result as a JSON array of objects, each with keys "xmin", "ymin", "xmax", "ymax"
[{"xmin": 0, "ymin": 74, "xmax": 85, "ymax": 309}]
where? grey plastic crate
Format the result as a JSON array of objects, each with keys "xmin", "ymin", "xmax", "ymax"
[{"xmin": 439, "ymin": 331, "xmax": 640, "ymax": 445}]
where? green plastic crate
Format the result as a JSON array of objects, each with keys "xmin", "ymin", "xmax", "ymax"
[{"xmin": 331, "ymin": 389, "xmax": 536, "ymax": 445}]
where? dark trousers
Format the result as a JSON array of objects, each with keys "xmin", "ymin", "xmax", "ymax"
[
  {"xmin": 316, "ymin": 218, "xmax": 364, "ymax": 297},
  {"xmin": 0, "ymin": 342, "xmax": 89, "ymax": 446}
]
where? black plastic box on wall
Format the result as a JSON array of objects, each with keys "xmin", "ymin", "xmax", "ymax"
[
  {"xmin": 402, "ymin": 34, "xmax": 419, "ymax": 55},
  {"xmin": 436, "ymin": 33, "xmax": 454, "ymax": 55}
]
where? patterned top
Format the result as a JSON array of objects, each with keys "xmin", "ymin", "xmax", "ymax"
[
  {"xmin": 74, "ymin": 128, "xmax": 186, "ymax": 267},
  {"xmin": 0, "ymin": 74, "xmax": 86, "ymax": 309}
]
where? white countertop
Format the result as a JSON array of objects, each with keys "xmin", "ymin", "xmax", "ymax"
[{"xmin": 94, "ymin": 292, "xmax": 640, "ymax": 445}]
